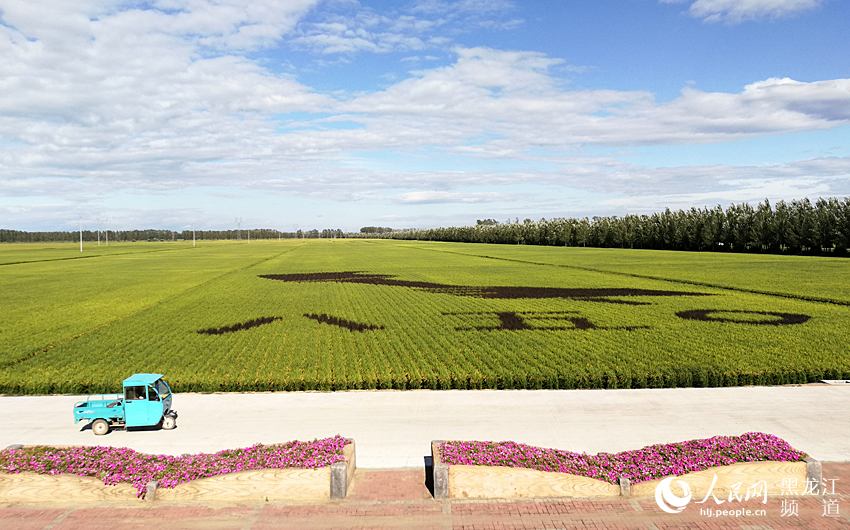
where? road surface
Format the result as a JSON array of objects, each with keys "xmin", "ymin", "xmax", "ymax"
[{"xmin": 2, "ymin": 385, "xmax": 848, "ymax": 467}]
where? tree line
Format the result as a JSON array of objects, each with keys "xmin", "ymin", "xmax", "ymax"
[
  {"xmin": 0, "ymin": 228, "xmax": 346, "ymax": 243},
  {"xmin": 383, "ymin": 198, "xmax": 850, "ymax": 255},
  {"xmin": 359, "ymin": 226, "xmax": 394, "ymax": 234}
]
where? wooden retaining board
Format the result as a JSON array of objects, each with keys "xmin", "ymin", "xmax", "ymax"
[
  {"xmin": 343, "ymin": 442, "xmax": 356, "ymax": 491},
  {"xmin": 630, "ymin": 461, "xmax": 807, "ymax": 498},
  {"xmin": 155, "ymin": 467, "xmax": 331, "ymax": 502},
  {"xmin": 448, "ymin": 465, "xmax": 620, "ymax": 499},
  {"xmin": 0, "ymin": 473, "xmax": 138, "ymax": 503},
  {"xmin": 445, "ymin": 460, "xmax": 807, "ymax": 500}
]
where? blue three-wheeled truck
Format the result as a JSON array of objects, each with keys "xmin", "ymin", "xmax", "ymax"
[{"xmin": 73, "ymin": 373, "xmax": 178, "ymax": 435}]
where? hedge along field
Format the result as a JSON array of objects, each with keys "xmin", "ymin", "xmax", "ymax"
[{"xmin": 0, "ymin": 239, "xmax": 848, "ymax": 394}]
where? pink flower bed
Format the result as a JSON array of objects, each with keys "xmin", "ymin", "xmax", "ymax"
[
  {"xmin": 0, "ymin": 435, "xmax": 349, "ymax": 496},
  {"xmin": 438, "ymin": 432, "xmax": 805, "ymax": 484}
]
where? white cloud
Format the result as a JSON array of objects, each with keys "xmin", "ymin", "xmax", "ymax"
[
  {"xmin": 0, "ymin": 0, "xmax": 318, "ymax": 50},
  {"xmin": 558, "ymin": 156, "xmax": 850, "ymax": 198},
  {"xmin": 291, "ymin": 0, "xmax": 520, "ymax": 55},
  {"xmin": 399, "ymin": 190, "xmax": 507, "ymax": 204},
  {"xmin": 668, "ymin": 0, "xmax": 822, "ymax": 23},
  {"xmin": 602, "ymin": 177, "xmax": 834, "ymax": 212},
  {"xmin": 342, "ymin": 51, "xmax": 850, "ymax": 151},
  {"xmin": 0, "ymin": 0, "xmax": 330, "ymax": 188},
  {"xmin": 3, "ymin": 20, "xmax": 849, "ymax": 200},
  {"xmin": 1, "ymin": 3, "xmax": 848, "ymax": 229}
]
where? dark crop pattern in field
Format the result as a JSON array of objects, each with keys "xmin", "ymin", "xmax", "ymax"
[{"xmin": 0, "ymin": 240, "xmax": 847, "ymax": 394}]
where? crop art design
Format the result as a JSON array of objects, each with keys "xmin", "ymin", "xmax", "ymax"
[
  {"xmin": 304, "ymin": 313, "xmax": 384, "ymax": 332},
  {"xmin": 444, "ymin": 311, "xmax": 650, "ymax": 331},
  {"xmin": 256, "ymin": 272, "xmax": 813, "ymax": 334},
  {"xmin": 676, "ymin": 309, "xmax": 810, "ymax": 326},
  {"xmin": 258, "ymin": 271, "xmax": 710, "ymax": 305},
  {"xmin": 197, "ymin": 316, "xmax": 282, "ymax": 335}
]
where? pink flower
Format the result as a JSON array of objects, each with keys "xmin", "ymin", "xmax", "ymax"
[
  {"xmin": 438, "ymin": 432, "xmax": 805, "ymax": 484},
  {"xmin": 0, "ymin": 436, "xmax": 350, "ymax": 497}
]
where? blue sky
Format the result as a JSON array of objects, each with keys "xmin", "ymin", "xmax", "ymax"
[{"xmin": 1, "ymin": 0, "xmax": 849, "ymax": 231}]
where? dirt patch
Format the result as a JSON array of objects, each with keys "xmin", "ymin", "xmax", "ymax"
[
  {"xmin": 304, "ymin": 313, "xmax": 385, "ymax": 332},
  {"xmin": 675, "ymin": 309, "xmax": 810, "ymax": 326},
  {"xmin": 260, "ymin": 271, "xmax": 710, "ymax": 304},
  {"xmin": 197, "ymin": 316, "xmax": 282, "ymax": 335}
]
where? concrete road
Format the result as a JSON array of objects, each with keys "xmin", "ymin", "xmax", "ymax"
[{"xmin": 1, "ymin": 385, "xmax": 848, "ymax": 467}]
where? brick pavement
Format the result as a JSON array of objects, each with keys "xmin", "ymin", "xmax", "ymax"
[{"xmin": 1, "ymin": 464, "xmax": 848, "ymax": 529}]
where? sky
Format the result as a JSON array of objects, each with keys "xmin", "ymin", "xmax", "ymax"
[{"xmin": 1, "ymin": 0, "xmax": 849, "ymax": 232}]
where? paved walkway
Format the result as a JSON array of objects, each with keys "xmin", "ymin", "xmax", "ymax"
[
  {"xmin": 2, "ymin": 385, "xmax": 849, "ymax": 467},
  {"xmin": 2, "ymin": 464, "xmax": 849, "ymax": 529}
]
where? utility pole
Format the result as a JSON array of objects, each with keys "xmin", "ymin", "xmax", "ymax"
[
  {"xmin": 192, "ymin": 228, "xmax": 196, "ymax": 248},
  {"xmin": 79, "ymin": 224, "xmax": 83, "ymax": 253}
]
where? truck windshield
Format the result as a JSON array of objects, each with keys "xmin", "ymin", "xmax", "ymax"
[
  {"xmin": 125, "ymin": 385, "xmax": 145, "ymax": 400},
  {"xmin": 156, "ymin": 379, "xmax": 170, "ymax": 398}
]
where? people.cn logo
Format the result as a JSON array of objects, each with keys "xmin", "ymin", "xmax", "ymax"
[{"xmin": 654, "ymin": 476, "xmax": 693, "ymax": 514}]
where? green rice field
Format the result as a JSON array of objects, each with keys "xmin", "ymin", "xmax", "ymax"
[{"xmin": 1, "ymin": 239, "xmax": 848, "ymax": 394}]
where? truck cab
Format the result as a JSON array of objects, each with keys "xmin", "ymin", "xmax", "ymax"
[{"xmin": 73, "ymin": 373, "xmax": 178, "ymax": 435}]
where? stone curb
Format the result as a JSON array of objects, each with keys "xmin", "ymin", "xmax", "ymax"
[
  {"xmin": 145, "ymin": 480, "xmax": 158, "ymax": 502},
  {"xmin": 618, "ymin": 477, "xmax": 631, "ymax": 497},
  {"xmin": 805, "ymin": 456, "xmax": 822, "ymax": 485},
  {"xmin": 330, "ymin": 462, "xmax": 346, "ymax": 499},
  {"xmin": 331, "ymin": 439, "xmax": 356, "ymax": 499},
  {"xmin": 431, "ymin": 440, "xmax": 448, "ymax": 500}
]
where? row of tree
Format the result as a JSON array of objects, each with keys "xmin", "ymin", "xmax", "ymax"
[
  {"xmin": 359, "ymin": 226, "xmax": 395, "ymax": 234},
  {"xmin": 384, "ymin": 198, "xmax": 850, "ymax": 255},
  {"xmin": 0, "ymin": 228, "xmax": 346, "ymax": 243}
]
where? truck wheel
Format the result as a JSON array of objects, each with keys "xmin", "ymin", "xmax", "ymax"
[
  {"xmin": 162, "ymin": 416, "xmax": 176, "ymax": 430},
  {"xmin": 92, "ymin": 419, "xmax": 110, "ymax": 436}
]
